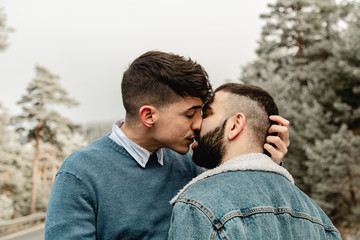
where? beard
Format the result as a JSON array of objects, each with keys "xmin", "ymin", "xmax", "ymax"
[{"xmin": 192, "ymin": 119, "xmax": 227, "ymax": 169}]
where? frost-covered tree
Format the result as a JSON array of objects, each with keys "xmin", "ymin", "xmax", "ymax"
[
  {"xmin": 14, "ymin": 64, "xmax": 83, "ymax": 214},
  {"xmin": 332, "ymin": 2, "xmax": 360, "ymax": 134},
  {"xmin": 0, "ymin": 7, "xmax": 13, "ymax": 51},
  {"xmin": 0, "ymin": 102, "xmax": 31, "ymax": 220},
  {"xmin": 305, "ymin": 125, "xmax": 360, "ymax": 223},
  {"xmin": 35, "ymin": 133, "xmax": 87, "ymax": 212},
  {"xmin": 305, "ymin": 1, "xmax": 360, "ymax": 225},
  {"xmin": 241, "ymin": 0, "xmax": 360, "ymax": 225},
  {"xmin": 36, "ymin": 126, "xmax": 87, "ymax": 212}
]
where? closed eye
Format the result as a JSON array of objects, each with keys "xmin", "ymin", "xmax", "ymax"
[
  {"xmin": 201, "ymin": 104, "xmax": 211, "ymax": 119},
  {"xmin": 185, "ymin": 109, "xmax": 196, "ymax": 119}
]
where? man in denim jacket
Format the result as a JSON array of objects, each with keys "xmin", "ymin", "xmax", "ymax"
[{"xmin": 168, "ymin": 83, "xmax": 341, "ymax": 239}]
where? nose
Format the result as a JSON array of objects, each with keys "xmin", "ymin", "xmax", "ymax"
[{"xmin": 191, "ymin": 111, "xmax": 203, "ymax": 132}]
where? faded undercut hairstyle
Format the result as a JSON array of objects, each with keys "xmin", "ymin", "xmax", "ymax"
[
  {"xmin": 121, "ymin": 51, "xmax": 213, "ymax": 121},
  {"xmin": 215, "ymin": 83, "xmax": 279, "ymax": 151}
]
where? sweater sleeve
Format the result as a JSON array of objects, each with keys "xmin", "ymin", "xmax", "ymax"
[{"xmin": 45, "ymin": 171, "xmax": 96, "ymax": 240}]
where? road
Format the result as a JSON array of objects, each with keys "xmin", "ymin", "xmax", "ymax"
[{"xmin": 3, "ymin": 224, "xmax": 44, "ymax": 240}]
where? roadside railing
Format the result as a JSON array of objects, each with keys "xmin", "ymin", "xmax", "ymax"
[{"xmin": 0, "ymin": 212, "xmax": 46, "ymax": 237}]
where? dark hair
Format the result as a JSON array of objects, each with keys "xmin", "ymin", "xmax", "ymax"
[
  {"xmin": 215, "ymin": 83, "xmax": 279, "ymax": 117},
  {"xmin": 215, "ymin": 83, "xmax": 279, "ymax": 152},
  {"xmin": 121, "ymin": 51, "xmax": 213, "ymax": 120}
]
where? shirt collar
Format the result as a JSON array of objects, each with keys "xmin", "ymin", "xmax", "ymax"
[{"xmin": 109, "ymin": 120, "xmax": 164, "ymax": 168}]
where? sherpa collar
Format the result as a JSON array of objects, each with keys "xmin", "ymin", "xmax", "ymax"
[{"xmin": 170, "ymin": 153, "xmax": 294, "ymax": 205}]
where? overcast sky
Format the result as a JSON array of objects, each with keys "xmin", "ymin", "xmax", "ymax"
[{"xmin": 0, "ymin": 0, "xmax": 271, "ymax": 124}]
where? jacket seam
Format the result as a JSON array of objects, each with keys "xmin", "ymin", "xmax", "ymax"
[
  {"xmin": 176, "ymin": 198, "xmax": 339, "ymax": 234},
  {"xmin": 176, "ymin": 198, "xmax": 220, "ymax": 229},
  {"xmin": 209, "ymin": 228, "xmax": 228, "ymax": 240},
  {"xmin": 172, "ymin": 199, "xmax": 231, "ymax": 240},
  {"xmin": 220, "ymin": 207, "xmax": 339, "ymax": 233},
  {"xmin": 218, "ymin": 228, "xmax": 229, "ymax": 240},
  {"xmin": 210, "ymin": 230, "xmax": 217, "ymax": 240},
  {"xmin": 176, "ymin": 198, "xmax": 230, "ymax": 240}
]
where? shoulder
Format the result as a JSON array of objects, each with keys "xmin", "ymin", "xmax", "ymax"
[
  {"xmin": 59, "ymin": 135, "xmax": 129, "ymax": 175},
  {"xmin": 172, "ymin": 170, "xmax": 290, "ymax": 208},
  {"xmin": 290, "ymin": 185, "xmax": 338, "ymax": 228},
  {"xmin": 179, "ymin": 172, "xmax": 230, "ymax": 199}
]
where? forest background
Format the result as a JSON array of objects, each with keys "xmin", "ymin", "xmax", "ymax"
[{"xmin": 1, "ymin": 0, "xmax": 360, "ymax": 238}]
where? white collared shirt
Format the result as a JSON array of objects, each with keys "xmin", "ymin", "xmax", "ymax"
[{"xmin": 109, "ymin": 120, "xmax": 164, "ymax": 168}]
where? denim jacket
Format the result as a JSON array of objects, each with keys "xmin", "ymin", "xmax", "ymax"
[{"xmin": 168, "ymin": 153, "xmax": 341, "ymax": 240}]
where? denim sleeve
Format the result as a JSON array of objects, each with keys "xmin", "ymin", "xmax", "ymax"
[
  {"xmin": 168, "ymin": 201, "xmax": 217, "ymax": 240},
  {"xmin": 45, "ymin": 172, "xmax": 96, "ymax": 239}
]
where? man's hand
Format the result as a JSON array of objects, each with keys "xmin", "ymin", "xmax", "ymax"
[{"xmin": 264, "ymin": 115, "xmax": 290, "ymax": 165}]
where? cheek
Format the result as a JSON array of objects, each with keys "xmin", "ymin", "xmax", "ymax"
[
  {"xmin": 159, "ymin": 119, "xmax": 189, "ymax": 138},
  {"xmin": 200, "ymin": 120, "xmax": 213, "ymax": 137},
  {"xmin": 170, "ymin": 121, "xmax": 191, "ymax": 135},
  {"xmin": 200, "ymin": 117, "xmax": 223, "ymax": 137}
]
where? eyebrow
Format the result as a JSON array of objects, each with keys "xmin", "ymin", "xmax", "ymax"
[{"xmin": 187, "ymin": 105, "xmax": 202, "ymax": 111}]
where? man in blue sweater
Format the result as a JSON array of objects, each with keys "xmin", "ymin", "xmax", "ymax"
[
  {"xmin": 168, "ymin": 83, "xmax": 340, "ymax": 239},
  {"xmin": 45, "ymin": 51, "xmax": 290, "ymax": 239}
]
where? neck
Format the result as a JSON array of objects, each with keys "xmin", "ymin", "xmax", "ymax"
[
  {"xmin": 121, "ymin": 121, "xmax": 161, "ymax": 151},
  {"xmin": 221, "ymin": 138, "xmax": 263, "ymax": 164}
]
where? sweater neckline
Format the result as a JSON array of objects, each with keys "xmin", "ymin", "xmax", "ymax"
[{"xmin": 102, "ymin": 134, "xmax": 131, "ymax": 156}]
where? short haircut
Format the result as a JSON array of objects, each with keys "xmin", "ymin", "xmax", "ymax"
[
  {"xmin": 121, "ymin": 51, "xmax": 213, "ymax": 120},
  {"xmin": 215, "ymin": 83, "xmax": 279, "ymax": 148}
]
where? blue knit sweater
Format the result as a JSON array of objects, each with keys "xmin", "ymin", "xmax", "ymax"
[{"xmin": 45, "ymin": 135, "xmax": 203, "ymax": 239}]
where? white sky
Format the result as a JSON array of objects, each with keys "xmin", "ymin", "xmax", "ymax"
[{"xmin": 0, "ymin": 0, "xmax": 271, "ymax": 124}]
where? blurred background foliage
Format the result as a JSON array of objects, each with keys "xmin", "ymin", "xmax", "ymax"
[{"xmin": 0, "ymin": 0, "xmax": 359, "ymax": 238}]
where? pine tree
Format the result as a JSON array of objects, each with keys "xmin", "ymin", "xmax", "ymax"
[
  {"xmin": 303, "ymin": 1, "xmax": 360, "ymax": 226},
  {"xmin": 13, "ymin": 64, "xmax": 82, "ymax": 214},
  {"xmin": 241, "ymin": 0, "xmax": 360, "ymax": 226},
  {"xmin": 36, "ymin": 127, "xmax": 88, "ymax": 212},
  {"xmin": 0, "ymin": 102, "xmax": 30, "ymax": 220},
  {"xmin": 0, "ymin": 7, "xmax": 13, "ymax": 51},
  {"xmin": 332, "ymin": 2, "xmax": 360, "ymax": 134},
  {"xmin": 305, "ymin": 125, "xmax": 360, "ymax": 223}
]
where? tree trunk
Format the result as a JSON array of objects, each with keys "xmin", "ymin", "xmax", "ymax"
[
  {"xmin": 52, "ymin": 164, "xmax": 57, "ymax": 183},
  {"xmin": 296, "ymin": 32, "xmax": 304, "ymax": 58},
  {"xmin": 30, "ymin": 120, "xmax": 42, "ymax": 214},
  {"xmin": 42, "ymin": 159, "xmax": 47, "ymax": 190}
]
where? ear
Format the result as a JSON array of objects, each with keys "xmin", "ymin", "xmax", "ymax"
[
  {"xmin": 228, "ymin": 113, "xmax": 246, "ymax": 140},
  {"xmin": 139, "ymin": 105, "xmax": 157, "ymax": 128}
]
